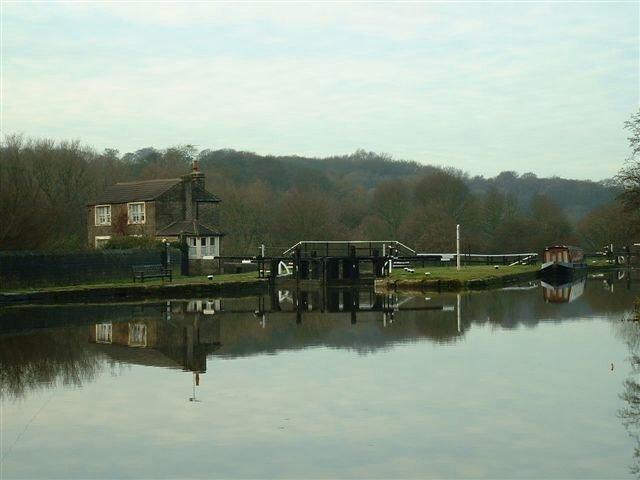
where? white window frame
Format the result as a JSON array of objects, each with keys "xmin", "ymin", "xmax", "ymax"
[
  {"xmin": 128, "ymin": 323, "xmax": 147, "ymax": 347},
  {"xmin": 187, "ymin": 236, "xmax": 219, "ymax": 259},
  {"xmin": 127, "ymin": 202, "xmax": 146, "ymax": 224},
  {"xmin": 95, "ymin": 323, "xmax": 112, "ymax": 344},
  {"xmin": 94, "ymin": 205, "xmax": 111, "ymax": 226},
  {"xmin": 95, "ymin": 235, "xmax": 111, "ymax": 248}
]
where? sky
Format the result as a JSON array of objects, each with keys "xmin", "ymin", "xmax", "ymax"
[{"xmin": 1, "ymin": 1, "xmax": 638, "ymax": 180}]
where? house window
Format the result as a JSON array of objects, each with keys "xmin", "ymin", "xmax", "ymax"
[
  {"xmin": 95, "ymin": 205, "xmax": 111, "ymax": 226},
  {"xmin": 128, "ymin": 202, "xmax": 145, "ymax": 224},
  {"xmin": 187, "ymin": 236, "xmax": 219, "ymax": 258},
  {"xmin": 95, "ymin": 236, "xmax": 111, "ymax": 248}
]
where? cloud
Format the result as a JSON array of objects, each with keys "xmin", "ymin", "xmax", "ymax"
[{"xmin": 2, "ymin": 1, "xmax": 638, "ymax": 179}]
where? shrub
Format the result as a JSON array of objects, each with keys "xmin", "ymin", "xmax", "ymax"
[{"xmin": 103, "ymin": 236, "xmax": 164, "ymax": 250}]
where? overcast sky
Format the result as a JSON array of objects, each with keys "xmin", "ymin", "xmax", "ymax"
[{"xmin": 2, "ymin": 2, "xmax": 638, "ymax": 180}]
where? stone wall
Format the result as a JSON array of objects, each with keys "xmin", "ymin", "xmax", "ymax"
[
  {"xmin": 87, "ymin": 202, "xmax": 158, "ymax": 247},
  {"xmin": 188, "ymin": 258, "xmax": 222, "ymax": 276}
]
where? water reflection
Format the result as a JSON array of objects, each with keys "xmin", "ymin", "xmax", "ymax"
[
  {"xmin": 1, "ymin": 272, "xmax": 637, "ymax": 402},
  {"xmin": 616, "ymin": 311, "xmax": 640, "ymax": 478},
  {"xmin": 0, "ymin": 326, "xmax": 102, "ymax": 400},
  {"xmin": 2, "ymin": 271, "xmax": 639, "ymax": 479},
  {"xmin": 541, "ymin": 275, "xmax": 587, "ymax": 303}
]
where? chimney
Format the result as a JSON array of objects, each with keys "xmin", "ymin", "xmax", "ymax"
[
  {"xmin": 182, "ymin": 161, "xmax": 205, "ymax": 221},
  {"xmin": 190, "ymin": 160, "xmax": 205, "ymax": 190}
]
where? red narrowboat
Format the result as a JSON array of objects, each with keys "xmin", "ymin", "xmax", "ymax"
[{"xmin": 540, "ymin": 245, "xmax": 587, "ymax": 277}]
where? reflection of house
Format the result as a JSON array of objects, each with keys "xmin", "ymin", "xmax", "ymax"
[
  {"xmin": 86, "ymin": 162, "xmax": 223, "ymax": 263},
  {"xmin": 89, "ymin": 307, "xmax": 221, "ymax": 373},
  {"xmin": 186, "ymin": 300, "xmax": 221, "ymax": 315}
]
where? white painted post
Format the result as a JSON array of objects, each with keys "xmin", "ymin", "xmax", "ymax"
[
  {"xmin": 456, "ymin": 224, "xmax": 461, "ymax": 271},
  {"xmin": 261, "ymin": 244, "xmax": 265, "ymax": 257},
  {"xmin": 457, "ymin": 293, "xmax": 461, "ymax": 333}
]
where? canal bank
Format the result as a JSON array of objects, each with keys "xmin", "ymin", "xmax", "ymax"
[
  {"xmin": 375, "ymin": 265, "xmax": 539, "ymax": 293},
  {"xmin": 0, "ymin": 273, "xmax": 269, "ymax": 305},
  {"xmin": 374, "ymin": 263, "xmax": 623, "ymax": 293},
  {"xmin": 0, "ymin": 263, "xmax": 627, "ymax": 305}
]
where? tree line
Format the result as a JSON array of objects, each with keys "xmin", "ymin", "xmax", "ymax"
[{"xmin": 0, "ymin": 132, "xmax": 636, "ymax": 255}]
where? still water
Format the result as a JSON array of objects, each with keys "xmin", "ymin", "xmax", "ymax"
[{"xmin": 1, "ymin": 271, "xmax": 640, "ymax": 479}]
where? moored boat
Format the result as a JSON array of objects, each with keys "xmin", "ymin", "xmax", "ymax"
[{"xmin": 540, "ymin": 245, "xmax": 587, "ymax": 278}]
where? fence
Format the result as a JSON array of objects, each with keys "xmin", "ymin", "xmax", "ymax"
[
  {"xmin": 0, "ymin": 248, "xmax": 182, "ymax": 288},
  {"xmin": 402, "ymin": 253, "xmax": 538, "ymax": 268}
]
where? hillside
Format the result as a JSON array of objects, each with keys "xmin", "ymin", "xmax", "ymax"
[
  {"xmin": 198, "ymin": 148, "xmax": 616, "ymax": 221},
  {"xmin": 0, "ymin": 137, "xmax": 625, "ymax": 253}
]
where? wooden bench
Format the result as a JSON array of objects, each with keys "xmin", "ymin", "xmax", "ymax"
[{"xmin": 132, "ymin": 264, "xmax": 172, "ymax": 283}]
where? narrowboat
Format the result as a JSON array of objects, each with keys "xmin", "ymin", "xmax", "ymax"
[{"xmin": 540, "ymin": 245, "xmax": 587, "ymax": 277}]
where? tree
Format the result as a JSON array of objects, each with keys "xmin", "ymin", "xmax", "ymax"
[
  {"xmin": 616, "ymin": 109, "xmax": 640, "ymax": 210},
  {"xmin": 370, "ymin": 179, "xmax": 411, "ymax": 237},
  {"xmin": 0, "ymin": 135, "xmax": 51, "ymax": 249},
  {"xmin": 273, "ymin": 189, "xmax": 346, "ymax": 246},
  {"xmin": 529, "ymin": 193, "xmax": 574, "ymax": 249},
  {"xmin": 218, "ymin": 180, "xmax": 275, "ymax": 256},
  {"xmin": 413, "ymin": 170, "xmax": 470, "ymax": 221},
  {"xmin": 578, "ymin": 201, "xmax": 639, "ymax": 251}
]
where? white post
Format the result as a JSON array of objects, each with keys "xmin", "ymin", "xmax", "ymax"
[
  {"xmin": 456, "ymin": 224, "xmax": 461, "ymax": 271},
  {"xmin": 457, "ymin": 293, "xmax": 461, "ymax": 333},
  {"xmin": 261, "ymin": 244, "xmax": 265, "ymax": 257}
]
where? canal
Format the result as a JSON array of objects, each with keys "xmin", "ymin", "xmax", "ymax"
[{"xmin": 1, "ymin": 271, "xmax": 639, "ymax": 478}]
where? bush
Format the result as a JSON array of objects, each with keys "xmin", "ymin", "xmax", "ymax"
[{"xmin": 103, "ymin": 236, "xmax": 164, "ymax": 250}]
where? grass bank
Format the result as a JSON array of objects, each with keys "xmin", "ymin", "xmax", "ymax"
[
  {"xmin": 376, "ymin": 264, "xmax": 540, "ymax": 292},
  {"xmin": 0, "ymin": 272, "xmax": 267, "ymax": 304}
]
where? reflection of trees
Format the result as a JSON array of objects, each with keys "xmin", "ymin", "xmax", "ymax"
[
  {"xmin": 1, "ymin": 282, "xmax": 635, "ymax": 399},
  {"xmin": 617, "ymin": 319, "xmax": 640, "ymax": 477},
  {"xmin": 0, "ymin": 327, "xmax": 103, "ymax": 400}
]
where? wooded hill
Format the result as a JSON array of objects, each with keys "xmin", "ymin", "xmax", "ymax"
[
  {"xmin": 0, "ymin": 136, "xmax": 633, "ymax": 254},
  {"xmin": 197, "ymin": 148, "xmax": 616, "ymax": 221}
]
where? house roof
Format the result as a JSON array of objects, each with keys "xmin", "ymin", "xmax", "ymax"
[
  {"xmin": 156, "ymin": 219, "xmax": 225, "ymax": 237},
  {"xmin": 88, "ymin": 178, "xmax": 182, "ymax": 205},
  {"xmin": 192, "ymin": 183, "xmax": 221, "ymax": 203}
]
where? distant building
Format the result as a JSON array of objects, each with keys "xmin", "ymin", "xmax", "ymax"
[{"xmin": 86, "ymin": 162, "xmax": 223, "ymax": 261}]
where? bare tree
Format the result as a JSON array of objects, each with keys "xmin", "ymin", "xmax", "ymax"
[{"xmin": 616, "ymin": 109, "xmax": 640, "ymax": 210}]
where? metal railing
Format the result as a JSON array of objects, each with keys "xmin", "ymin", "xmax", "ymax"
[{"xmin": 282, "ymin": 240, "xmax": 416, "ymax": 257}]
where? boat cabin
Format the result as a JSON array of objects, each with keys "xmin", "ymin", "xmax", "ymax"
[{"xmin": 542, "ymin": 245, "xmax": 584, "ymax": 265}]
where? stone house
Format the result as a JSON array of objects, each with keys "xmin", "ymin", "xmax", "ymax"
[{"xmin": 86, "ymin": 162, "xmax": 223, "ymax": 262}]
